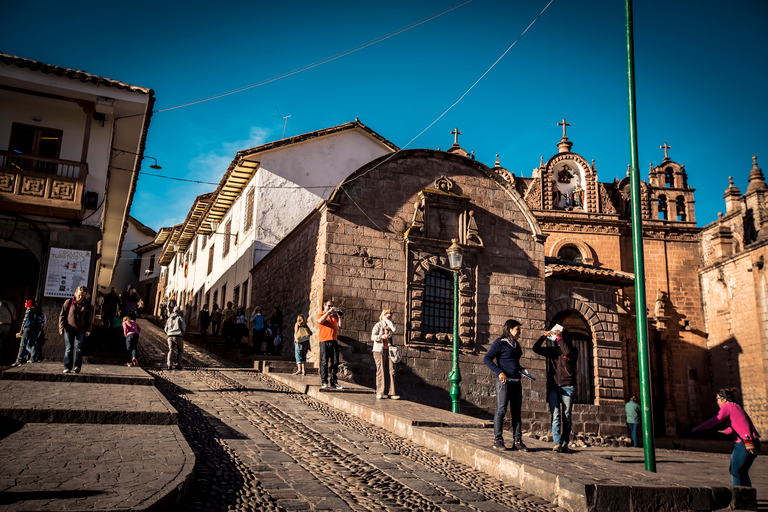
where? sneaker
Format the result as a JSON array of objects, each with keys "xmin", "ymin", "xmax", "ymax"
[
  {"xmin": 493, "ymin": 440, "xmax": 507, "ymax": 450},
  {"xmin": 321, "ymin": 383, "xmax": 328, "ymax": 389},
  {"xmin": 73, "ymin": 367, "xmax": 81, "ymax": 374},
  {"xmin": 513, "ymin": 442, "xmax": 529, "ymax": 452},
  {"xmin": 11, "ymin": 362, "xmax": 22, "ymax": 367},
  {"xmin": 376, "ymin": 394, "xmax": 383, "ymax": 399},
  {"xmin": 334, "ymin": 384, "xmax": 343, "ymax": 390},
  {"xmin": 167, "ymin": 366, "xmax": 173, "ymax": 371},
  {"xmin": 389, "ymin": 395, "xmax": 400, "ymax": 400},
  {"xmin": 175, "ymin": 365, "xmax": 183, "ymax": 370},
  {"xmin": 63, "ymin": 369, "xmax": 72, "ymax": 374},
  {"xmin": 553, "ymin": 443, "xmax": 563, "ymax": 453}
]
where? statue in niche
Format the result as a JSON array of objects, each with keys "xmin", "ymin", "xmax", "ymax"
[
  {"xmin": 552, "ymin": 181, "xmax": 563, "ymax": 209},
  {"xmin": 564, "ymin": 192, "xmax": 571, "ymax": 209},
  {"xmin": 573, "ymin": 183, "xmax": 584, "ymax": 208},
  {"xmin": 558, "ymin": 164, "xmax": 575, "ymax": 184},
  {"xmin": 466, "ymin": 210, "xmax": 484, "ymax": 246}
]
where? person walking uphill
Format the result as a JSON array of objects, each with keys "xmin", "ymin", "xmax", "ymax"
[
  {"xmin": 625, "ymin": 395, "xmax": 641, "ymax": 447},
  {"xmin": 693, "ymin": 388, "xmax": 761, "ymax": 487},
  {"xmin": 484, "ymin": 319, "xmax": 528, "ymax": 452},
  {"xmin": 532, "ymin": 324, "xmax": 579, "ymax": 453},
  {"xmin": 164, "ymin": 306, "xmax": 186, "ymax": 370},
  {"xmin": 59, "ymin": 286, "xmax": 93, "ymax": 374},
  {"xmin": 371, "ymin": 309, "xmax": 399, "ymax": 400},
  {"xmin": 122, "ymin": 316, "xmax": 141, "ymax": 367},
  {"xmin": 317, "ymin": 299, "xmax": 343, "ymax": 390}
]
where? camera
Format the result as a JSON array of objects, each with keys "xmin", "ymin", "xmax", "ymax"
[{"xmin": 334, "ymin": 308, "xmax": 344, "ymax": 317}]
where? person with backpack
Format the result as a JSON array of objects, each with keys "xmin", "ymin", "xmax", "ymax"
[
  {"xmin": 294, "ymin": 314, "xmax": 312, "ymax": 375},
  {"xmin": 371, "ymin": 309, "xmax": 399, "ymax": 400},
  {"xmin": 59, "ymin": 286, "xmax": 93, "ymax": 374},
  {"xmin": 12, "ymin": 300, "xmax": 45, "ymax": 366},
  {"xmin": 164, "ymin": 306, "xmax": 186, "ymax": 370}
]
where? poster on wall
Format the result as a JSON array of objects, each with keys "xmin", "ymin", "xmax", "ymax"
[{"xmin": 44, "ymin": 247, "xmax": 91, "ymax": 298}]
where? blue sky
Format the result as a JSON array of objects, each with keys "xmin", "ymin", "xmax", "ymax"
[{"xmin": 3, "ymin": 0, "xmax": 767, "ymax": 235}]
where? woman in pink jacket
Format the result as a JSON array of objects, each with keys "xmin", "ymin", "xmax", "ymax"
[{"xmin": 693, "ymin": 388, "xmax": 761, "ymax": 487}]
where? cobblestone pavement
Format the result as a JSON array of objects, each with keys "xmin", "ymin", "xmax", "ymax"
[{"xmin": 139, "ymin": 320, "xmax": 565, "ymax": 512}]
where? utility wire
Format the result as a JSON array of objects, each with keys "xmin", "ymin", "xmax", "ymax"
[{"xmin": 155, "ymin": 1, "xmax": 473, "ymax": 113}]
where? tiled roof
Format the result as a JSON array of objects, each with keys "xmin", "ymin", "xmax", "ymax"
[
  {"xmin": 0, "ymin": 52, "xmax": 152, "ymax": 94},
  {"xmin": 134, "ymin": 227, "xmax": 173, "ymax": 255},
  {"xmin": 545, "ymin": 257, "xmax": 634, "ymax": 286}
]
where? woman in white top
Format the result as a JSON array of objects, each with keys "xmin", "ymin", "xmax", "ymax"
[{"xmin": 371, "ymin": 309, "xmax": 399, "ymax": 400}]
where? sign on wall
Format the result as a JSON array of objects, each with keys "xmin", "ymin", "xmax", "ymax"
[{"xmin": 44, "ymin": 247, "xmax": 91, "ymax": 298}]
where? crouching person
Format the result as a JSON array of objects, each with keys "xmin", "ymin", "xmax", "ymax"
[{"xmin": 165, "ymin": 306, "xmax": 185, "ymax": 370}]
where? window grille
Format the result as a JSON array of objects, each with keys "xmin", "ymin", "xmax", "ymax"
[
  {"xmin": 244, "ymin": 189, "xmax": 254, "ymax": 232},
  {"xmin": 423, "ymin": 269, "xmax": 454, "ymax": 335},
  {"xmin": 223, "ymin": 220, "xmax": 232, "ymax": 257},
  {"xmin": 208, "ymin": 245, "xmax": 214, "ymax": 275}
]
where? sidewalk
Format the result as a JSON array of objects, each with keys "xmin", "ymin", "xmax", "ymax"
[{"xmin": 0, "ymin": 363, "xmax": 194, "ymax": 511}]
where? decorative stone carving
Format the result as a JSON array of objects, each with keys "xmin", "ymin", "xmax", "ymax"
[
  {"xmin": 525, "ymin": 179, "xmax": 542, "ymax": 210},
  {"xmin": 434, "ymin": 175, "xmax": 454, "ymax": 193},
  {"xmin": 21, "ymin": 176, "xmax": 45, "ymax": 197},
  {"xmin": 51, "ymin": 180, "xmax": 75, "ymax": 201},
  {"xmin": 406, "ymin": 201, "xmax": 424, "ymax": 235},
  {"xmin": 0, "ymin": 172, "xmax": 15, "ymax": 193},
  {"xmin": 599, "ymin": 182, "xmax": 618, "ymax": 214},
  {"xmin": 466, "ymin": 210, "xmax": 483, "ymax": 246}
]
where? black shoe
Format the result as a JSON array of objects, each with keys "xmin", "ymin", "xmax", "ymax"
[
  {"xmin": 560, "ymin": 443, "xmax": 574, "ymax": 453},
  {"xmin": 492, "ymin": 440, "xmax": 507, "ymax": 450},
  {"xmin": 513, "ymin": 442, "xmax": 529, "ymax": 452},
  {"xmin": 174, "ymin": 365, "xmax": 182, "ymax": 370}
]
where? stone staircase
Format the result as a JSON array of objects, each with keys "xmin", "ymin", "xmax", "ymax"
[{"xmin": 252, "ymin": 357, "xmax": 317, "ymax": 375}]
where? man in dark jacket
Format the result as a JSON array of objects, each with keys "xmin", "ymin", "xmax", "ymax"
[{"xmin": 533, "ymin": 325, "xmax": 579, "ymax": 453}]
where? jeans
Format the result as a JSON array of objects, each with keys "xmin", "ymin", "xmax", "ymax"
[
  {"xmin": 126, "ymin": 333, "xmax": 139, "ymax": 360},
  {"xmin": 15, "ymin": 327, "xmax": 37, "ymax": 364},
  {"xmin": 63, "ymin": 331, "xmax": 86, "ymax": 370},
  {"xmin": 319, "ymin": 339, "xmax": 339, "ymax": 386},
  {"xmin": 167, "ymin": 336, "xmax": 183, "ymax": 367},
  {"xmin": 547, "ymin": 385, "xmax": 575, "ymax": 445},
  {"xmin": 629, "ymin": 423, "xmax": 640, "ymax": 447},
  {"xmin": 494, "ymin": 378, "xmax": 522, "ymax": 443},
  {"xmin": 253, "ymin": 329, "xmax": 267, "ymax": 355},
  {"xmin": 295, "ymin": 342, "xmax": 308, "ymax": 364},
  {"xmin": 730, "ymin": 439, "xmax": 760, "ymax": 486}
]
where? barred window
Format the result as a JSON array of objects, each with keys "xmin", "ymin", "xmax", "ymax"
[
  {"xmin": 423, "ymin": 269, "xmax": 453, "ymax": 334},
  {"xmin": 208, "ymin": 244, "xmax": 215, "ymax": 275},
  {"xmin": 191, "ymin": 237, "xmax": 198, "ymax": 264},
  {"xmin": 233, "ymin": 286, "xmax": 240, "ymax": 309},
  {"xmin": 201, "ymin": 232, "xmax": 206, "ymax": 249},
  {"xmin": 223, "ymin": 220, "xmax": 232, "ymax": 257},
  {"xmin": 244, "ymin": 189, "xmax": 255, "ymax": 232}
]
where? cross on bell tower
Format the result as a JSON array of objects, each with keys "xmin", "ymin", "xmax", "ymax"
[
  {"xmin": 451, "ymin": 127, "xmax": 462, "ymax": 146},
  {"xmin": 556, "ymin": 118, "xmax": 573, "ymax": 153},
  {"xmin": 660, "ymin": 142, "xmax": 672, "ymax": 160}
]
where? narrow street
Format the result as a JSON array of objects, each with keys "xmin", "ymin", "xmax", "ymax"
[{"xmin": 137, "ymin": 319, "xmax": 562, "ymax": 512}]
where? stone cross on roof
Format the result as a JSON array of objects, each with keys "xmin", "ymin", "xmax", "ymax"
[
  {"xmin": 451, "ymin": 127, "xmax": 462, "ymax": 146},
  {"xmin": 661, "ymin": 142, "xmax": 672, "ymax": 160},
  {"xmin": 558, "ymin": 118, "xmax": 570, "ymax": 138}
]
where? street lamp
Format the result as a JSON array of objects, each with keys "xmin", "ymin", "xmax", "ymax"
[{"xmin": 446, "ymin": 238, "xmax": 463, "ymax": 413}]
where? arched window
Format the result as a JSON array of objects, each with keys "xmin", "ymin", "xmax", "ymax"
[
  {"xmin": 676, "ymin": 196, "xmax": 686, "ymax": 221},
  {"xmin": 423, "ymin": 269, "xmax": 453, "ymax": 335},
  {"xmin": 558, "ymin": 245, "xmax": 584, "ymax": 263},
  {"xmin": 658, "ymin": 195, "xmax": 668, "ymax": 220},
  {"xmin": 665, "ymin": 167, "xmax": 674, "ymax": 187}
]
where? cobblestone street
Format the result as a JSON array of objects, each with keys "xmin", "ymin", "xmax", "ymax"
[{"xmin": 139, "ymin": 320, "xmax": 562, "ymax": 512}]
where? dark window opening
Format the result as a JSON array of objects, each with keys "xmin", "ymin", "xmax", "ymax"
[
  {"xmin": 558, "ymin": 245, "xmax": 583, "ymax": 263},
  {"xmin": 423, "ymin": 269, "xmax": 453, "ymax": 335},
  {"xmin": 658, "ymin": 195, "xmax": 668, "ymax": 220}
]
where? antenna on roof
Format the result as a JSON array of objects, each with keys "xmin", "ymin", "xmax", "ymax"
[{"xmin": 273, "ymin": 105, "xmax": 292, "ymax": 139}]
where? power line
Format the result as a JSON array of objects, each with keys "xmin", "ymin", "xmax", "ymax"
[{"xmin": 155, "ymin": 1, "xmax": 474, "ymax": 113}]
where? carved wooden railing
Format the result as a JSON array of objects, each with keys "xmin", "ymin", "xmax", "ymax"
[{"xmin": 0, "ymin": 150, "xmax": 88, "ymax": 218}]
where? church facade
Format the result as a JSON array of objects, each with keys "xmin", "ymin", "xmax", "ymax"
[{"xmin": 246, "ymin": 127, "xmax": 721, "ymax": 436}]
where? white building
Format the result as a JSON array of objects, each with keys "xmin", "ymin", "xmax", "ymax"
[
  {"xmin": 0, "ymin": 52, "xmax": 154, "ymax": 361},
  {"xmin": 154, "ymin": 121, "xmax": 397, "ymax": 327},
  {"xmin": 111, "ymin": 215, "xmax": 156, "ymax": 295}
]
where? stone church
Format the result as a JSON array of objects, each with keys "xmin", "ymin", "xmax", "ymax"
[{"xmin": 247, "ymin": 123, "xmax": 729, "ymax": 437}]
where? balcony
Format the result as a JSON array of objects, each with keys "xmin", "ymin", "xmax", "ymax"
[{"xmin": 0, "ymin": 150, "xmax": 88, "ymax": 219}]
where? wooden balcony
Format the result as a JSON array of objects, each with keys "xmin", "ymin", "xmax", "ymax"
[{"xmin": 0, "ymin": 150, "xmax": 88, "ymax": 219}]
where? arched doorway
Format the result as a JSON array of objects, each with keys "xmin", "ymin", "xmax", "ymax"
[
  {"xmin": 550, "ymin": 311, "xmax": 595, "ymax": 404},
  {"xmin": 0, "ymin": 244, "xmax": 40, "ymax": 363}
]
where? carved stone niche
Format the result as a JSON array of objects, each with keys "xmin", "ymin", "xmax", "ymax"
[{"xmin": 404, "ymin": 175, "xmax": 483, "ymax": 247}]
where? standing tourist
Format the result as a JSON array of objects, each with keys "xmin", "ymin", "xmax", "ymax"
[
  {"xmin": 103, "ymin": 287, "xmax": 120, "ymax": 328},
  {"xmin": 251, "ymin": 307, "xmax": 268, "ymax": 354},
  {"xmin": 234, "ymin": 307, "xmax": 247, "ymax": 345},
  {"xmin": 625, "ymin": 395, "xmax": 641, "ymax": 447},
  {"xmin": 268, "ymin": 305, "xmax": 283, "ymax": 355},
  {"xmin": 483, "ymin": 319, "xmax": 528, "ymax": 451},
  {"xmin": 164, "ymin": 306, "xmax": 186, "ymax": 370},
  {"xmin": 316, "ymin": 299, "xmax": 343, "ymax": 390},
  {"xmin": 210, "ymin": 303, "xmax": 221, "ymax": 337},
  {"xmin": 59, "ymin": 286, "xmax": 93, "ymax": 374},
  {"xmin": 371, "ymin": 309, "xmax": 399, "ymax": 400},
  {"xmin": 532, "ymin": 324, "xmax": 579, "ymax": 453},
  {"xmin": 693, "ymin": 388, "xmax": 761, "ymax": 487},
  {"xmin": 122, "ymin": 315, "xmax": 141, "ymax": 367},
  {"xmin": 293, "ymin": 314, "xmax": 312, "ymax": 375},
  {"xmin": 121, "ymin": 286, "xmax": 141, "ymax": 320},
  {"xmin": 221, "ymin": 302, "xmax": 235, "ymax": 344},
  {"xmin": 199, "ymin": 303, "xmax": 211, "ymax": 335}
]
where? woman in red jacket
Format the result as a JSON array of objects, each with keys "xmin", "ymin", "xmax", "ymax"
[{"xmin": 693, "ymin": 388, "xmax": 761, "ymax": 487}]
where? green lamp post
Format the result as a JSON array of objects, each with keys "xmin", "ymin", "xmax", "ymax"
[{"xmin": 446, "ymin": 239, "xmax": 464, "ymax": 413}]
